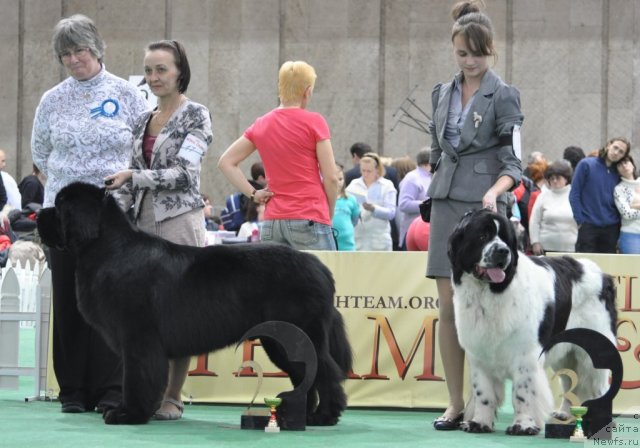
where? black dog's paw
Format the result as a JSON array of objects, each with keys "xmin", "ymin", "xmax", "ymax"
[
  {"xmin": 103, "ymin": 406, "xmax": 149, "ymax": 425},
  {"xmin": 506, "ymin": 423, "xmax": 540, "ymax": 436},
  {"xmin": 306, "ymin": 412, "xmax": 339, "ymax": 426},
  {"xmin": 460, "ymin": 420, "xmax": 494, "ymax": 433}
]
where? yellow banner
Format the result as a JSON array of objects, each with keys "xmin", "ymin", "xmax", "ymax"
[{"xmin": 47, "ymin": 252, "xmax": 640, "ymax": 412}]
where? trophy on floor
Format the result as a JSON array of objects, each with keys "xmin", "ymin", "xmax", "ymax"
[
  {"xmin": 542, "ymin": 328, "xmax": 623, "ymax": 440},
  {"xmin": 264, "ymin": 397, "xmax": 282, "ymax": 433},
  {"xmin": 238, "ymin": 360, "xmax": 271, "ymax": 430},
  {"xmin": 570, "ymin": 406, "xmax": 588, "ymax": 442},
  {"xmin": 236, "ymin": 321, "xmax": 318, "ymax": 431}
]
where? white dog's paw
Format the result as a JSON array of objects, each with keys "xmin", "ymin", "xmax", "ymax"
[
  {"xmin": 506, "ymin": 423, "xmax": 540, "ymax": 436},
  {"xmin": 551, "ymin": 410, "xmax": 571, "ymax": 421},
  {"xmin": 460, "ymin": 420, "xmax": 494, "ymax": 433}
]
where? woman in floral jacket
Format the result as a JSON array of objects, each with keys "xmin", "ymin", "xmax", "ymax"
[{"xmin": 105, "ymin": 40, "xmax": 212, "ymax": 421}]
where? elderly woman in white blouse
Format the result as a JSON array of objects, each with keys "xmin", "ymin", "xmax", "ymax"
[
  {"xmin": 529, "ymin": 160, "xmax": 578, "ymax": 255},
  {"xmin": 614, "ymin": 155, "xmax": 640, "ymax": 254},
  {"xmin": 31, "ymin": 14, "xmax": 148, "ymax": 414},
  {"xmin": 346, "ymin": 152, "xmax": 397, "ymax": 250}
]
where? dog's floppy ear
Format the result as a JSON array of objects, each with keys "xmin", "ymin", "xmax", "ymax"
[
  {"xmin": 447, "ymin": 210, "xmax": 475, "ymax": 284},
  {"xmin": 57, "ymin": 184, "xmax": 105, "ymax": 252},
  {"xmin": 36, "ymin": 207, "xmax": 65, "ymax": 249},
  {"xmin": 59, "ymin": 200, "xmax": 102, "ymax": 252},
  {"xmin": 496, "ymin": 211, "xmax": 518, "ymax": 253}
]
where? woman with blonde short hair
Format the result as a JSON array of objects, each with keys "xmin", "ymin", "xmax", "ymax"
[{"xmin": 218, "ymin": 61, "xmax": 338, "ymax": 250}]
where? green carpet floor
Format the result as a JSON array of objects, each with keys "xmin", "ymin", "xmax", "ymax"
[{"xmin": 1, "ymin": 329, "xmax": 635, "ymax": 447}]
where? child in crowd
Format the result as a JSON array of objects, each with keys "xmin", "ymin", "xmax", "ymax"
[{"xmin": 332, "ymin": 163, "xmax": 359, "ymax": 250}]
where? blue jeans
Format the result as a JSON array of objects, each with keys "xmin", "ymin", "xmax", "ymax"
[
  {"xmin": 260, "ymin": 219, "xmax": 336, "ymax": 251},
  {"xmin": 618, "ymin": 231, "xmax": 640, "ymax": 254}
]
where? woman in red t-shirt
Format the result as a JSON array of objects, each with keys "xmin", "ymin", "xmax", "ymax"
[{"xmin": 218, "ymin": 60, "xmax": 338, "ymax": 250}]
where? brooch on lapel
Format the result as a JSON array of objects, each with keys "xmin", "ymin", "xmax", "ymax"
[{"xmin": 472, "ymin": 111, "xmax": 483, "ymax": 129}]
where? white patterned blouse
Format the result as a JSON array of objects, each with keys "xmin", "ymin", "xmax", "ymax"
[
  {"xmin": 614, "ymin": 177, "xmax": 640, "ymax": 234},
  {"xmin": 31, "ymin": 66, "xmax": 148, "ymax": 207}
]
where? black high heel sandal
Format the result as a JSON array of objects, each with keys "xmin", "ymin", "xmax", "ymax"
[{"xmin": 433, "ymin": 412, "xmax": 463, "ymax": 431}]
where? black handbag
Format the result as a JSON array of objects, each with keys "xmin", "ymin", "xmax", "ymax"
[{"xmin": 419, "ymin": 198, "xmax": 432, "ymax": 223}]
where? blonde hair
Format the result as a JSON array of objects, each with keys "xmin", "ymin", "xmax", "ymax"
[
  {"xmin": 360, "ymin": 152, "xmax": 386, "ymax": 177},
  {"xmin": 278, "ymin": 61, "xmax": 317, "ymax": 104}
]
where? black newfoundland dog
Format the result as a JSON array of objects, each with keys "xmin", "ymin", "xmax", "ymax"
[
  {"xmin": 448, "ymin": 209, "xmax": 617, "ymax": 435},
  {"xmin": 37, "ymin": 182, "xmax": 352, "ymax": 425}
]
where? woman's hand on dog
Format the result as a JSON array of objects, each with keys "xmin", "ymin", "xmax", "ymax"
[
  {"xmin": 482, "ymin": 191, "xmax": 497, "ymax": 211},
  {"xmin": 104, "ymin": 170, "xmax": 133, "ymax": 190}
]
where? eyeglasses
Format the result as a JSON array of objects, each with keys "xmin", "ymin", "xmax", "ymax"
[{"xmin": 60, "ymin": 48, "xmax": 91, "ymax": 59}]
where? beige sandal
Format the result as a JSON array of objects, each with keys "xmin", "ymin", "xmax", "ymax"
[{"xmin": 153, "ymin": 398, "xmax": 184, "ymax": 421}]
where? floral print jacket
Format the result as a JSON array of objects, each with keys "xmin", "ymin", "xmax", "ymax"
[{"xmin": 116, "ymin": 99, "xmax": 213, "ymax": 222}]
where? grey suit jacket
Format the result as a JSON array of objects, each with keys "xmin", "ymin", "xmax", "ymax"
[{"xmin": 427, "ymin": 69, "xmax": 523, "ymax": 204}]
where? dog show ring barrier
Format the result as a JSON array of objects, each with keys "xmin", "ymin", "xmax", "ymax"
[{"xmin": 0, "ymin": 259, "xmax": 52, "ymax": 401}]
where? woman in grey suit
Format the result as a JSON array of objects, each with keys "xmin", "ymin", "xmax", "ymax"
[{"xmin": 428, "ymin": 1, "xmax": 523, "ymax": 430}]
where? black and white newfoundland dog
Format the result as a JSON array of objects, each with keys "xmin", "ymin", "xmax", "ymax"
[
  {"xmin": 448, "ymin": 209, "xmax": 617, "ymax": 436},
  {"xmin": 37, "ymin": 182, "xmax": 352, "ymax": 425}
]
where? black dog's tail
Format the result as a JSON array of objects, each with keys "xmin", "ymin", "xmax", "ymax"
[{"xmin": 329, "ymin": 309, "xmax": 353, "ymax": 378}]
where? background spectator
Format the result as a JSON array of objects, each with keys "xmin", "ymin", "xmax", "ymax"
[
  {"xmin": 390, "ymin": 156, "xmax": 416, "ymax": 183},
  {"xmin": 523, "ymin": 151, "xmax": 546, "ymax": 177},
  {"xmin": 250, "ymin": 161, "xmax": 266, "ymax": 187},
  {"xmin": 405, "ymin": 216, "xmax": 430, "ymax": 251},
  {"xmin": 562, "ymin": 145, "xmax": 586, "ymax": 170},
  {"xmin": 570, "ymin": 137, "xmax": 630, "ymax": 253},
  {"xmin": 202, "ymin": 193, "xmax": 220, "ymax": 231},
  {"xmin": 332, "ymin": 163, "xmax": 359, "ymax": 251},
  {"xmin": 0, "ymin": 150, "xmax": 22, "ymax": 210},
  {"xmin": 614, "ymin": 155, "xmax": 640, "ymax": 254},
  {"xmin": 345, "ymin": 142, "xmax": 399, "ymax": 189},
  {"xmin": 529, "ymin": 160, "xmax": 577, "ymax": 255},
  {"xmin": 523, "ymin": 159, "xmax": 549, "ymax": 223},
  {"xmin": 18, "ymin": 164, "xmax": 45, "ymax": 208},
  {"xmin": 237, "ymin": 199, "xmax": 265, "ymax": 241},
  {"xmin": 346, "ymin": 152, "xmax": 397, "ymax": 251},
  {"xmin": 397, "ymin": 149, "xmax": 431, "ymax": 250}
]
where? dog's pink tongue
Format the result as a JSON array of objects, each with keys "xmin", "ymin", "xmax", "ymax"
[{"xmin": 486, "ymin": 268, "xmax": 506, "ymax": 283}]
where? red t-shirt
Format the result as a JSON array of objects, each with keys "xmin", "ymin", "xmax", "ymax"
[{"xmin": 244, "ymin": 108, "xmax": 331, "ymax": 225}]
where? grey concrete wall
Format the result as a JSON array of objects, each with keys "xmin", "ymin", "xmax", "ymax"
[{"xmin": 1, "ymin": 0, "xmax": 639, "ymax": 206}]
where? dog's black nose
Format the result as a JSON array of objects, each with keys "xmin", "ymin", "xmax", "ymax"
[
  {"xmin": 495, "ymin": 247, "xmax": 510, "ymax": 267},
  {"xmin": 496, "ymin": 246, "xmax": 509, "ymax": 256}
]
